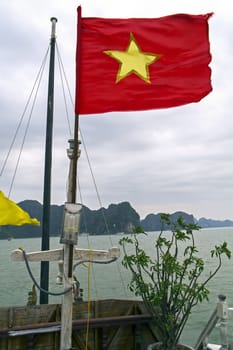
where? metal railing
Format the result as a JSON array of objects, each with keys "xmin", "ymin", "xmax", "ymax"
[{"xmin": 194, "ymin": 295, "xmax": 233, "ymax": 350}]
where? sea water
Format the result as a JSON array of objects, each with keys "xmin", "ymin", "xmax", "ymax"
[{"xmin": 1, "ymin": 227, "xmax": 233, "ymax": 347}]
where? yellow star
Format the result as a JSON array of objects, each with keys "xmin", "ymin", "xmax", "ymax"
[{"xmin": 104, "ymin": 33, "xmax": 161, "ymax": 84}]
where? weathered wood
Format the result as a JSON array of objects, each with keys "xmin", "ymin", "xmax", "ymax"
[
  {"xmin": 11, "ymin": 248, "xmax": 63, "ymax": 262},
  {"xmin": 11, "ymin": 247, "xmax": 120, "ymax": 262},
  {"xmin": 60, "ymin": 244, "xmax": 73, "ymax": 349},
  {"xmin": 11, "ymin": 244, "xmax": 120, "ymax": 350},
  {"xmin": 0, "ymin": 300, "xmax": 158, "ymax": 349},
  {"xmin": 1, "ymin": 318, "xmax": 152, "ymax": 340}
]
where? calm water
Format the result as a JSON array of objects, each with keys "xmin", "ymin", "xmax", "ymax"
[{"xmin": 1, "ymin": 227, "xmax": 233, "ymax": 347}]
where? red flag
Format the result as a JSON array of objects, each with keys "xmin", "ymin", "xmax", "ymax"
[{"xmin": 75, "ymin": 8, "xmax": 212, "ymax": 115}]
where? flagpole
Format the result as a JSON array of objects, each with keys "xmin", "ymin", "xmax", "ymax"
[
  {"xmin": 68, "ymin": 4, "xmax": 82, "ymax": 275},
  {"xmin": 68, "ymin": 3, "xmax": 82, "ymax": 294},
  {"xmin": 40, "ymin": 17, "xmax": 57, "ymax": 305}
]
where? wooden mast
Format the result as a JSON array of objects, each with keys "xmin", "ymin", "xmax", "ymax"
[{"xmin": 59, "ymin": 6, "xmax": 82, "ymax": 347}]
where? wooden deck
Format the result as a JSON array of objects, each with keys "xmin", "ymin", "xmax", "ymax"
[{"xmin": 0, "ymin": 299, "xmax": 158, "ymax": 349}]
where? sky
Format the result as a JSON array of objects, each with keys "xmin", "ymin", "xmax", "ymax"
[{"xmin": 0, "ymin": 0, "xmax": 232, "ymax": 221}]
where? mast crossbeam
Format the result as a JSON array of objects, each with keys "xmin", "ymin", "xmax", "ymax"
[{"xmin": 11, "ymin": 247, "xmax": 120, "ymax": 262}]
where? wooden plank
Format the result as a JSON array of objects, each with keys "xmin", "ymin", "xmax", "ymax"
[
  {"xmin": 11, "ymin": 247, "xmax": 120, "ymax": 262},
  {"xmin": 12, "ymin": 305, "xmax": 57, "ymax": 326},
  {"xmin": 0, "ymin": 300, "xmax": 158, "ymax": 350},
  {"xmin": 11, "ymin": 249, "xmax": 63, "ymax": 262}
]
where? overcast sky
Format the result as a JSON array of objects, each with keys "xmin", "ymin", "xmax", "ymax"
[{"xmin": 0, "ymin": 0, "xmax": 232, "ymax": 221}]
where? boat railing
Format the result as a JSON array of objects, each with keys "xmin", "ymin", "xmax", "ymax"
[{"xmin": 194, "ymin": 295, "xmax": 233, "ymax": 350}]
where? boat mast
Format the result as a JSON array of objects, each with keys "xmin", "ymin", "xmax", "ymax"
[
  {"xmin": 40, "ymin": 17, "xmax": 57, "ymax": 304},
  {"xmin": 10, "ymin": 14, "xmax": 119, "ymax": 350}
]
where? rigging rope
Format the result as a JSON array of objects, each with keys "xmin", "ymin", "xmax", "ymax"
[
  {"xmin": 1, "ymin": 39, "xmax": 129, "ymax": 299},
  {"xmin": 77, "ymin": 182, "xmax": 99, "ymax": 298},
  {"xmin": 76, "ymin": 126, "xmax": 129, "ymax": 297},
  {"xmin": 56, "ymin": 43, "xmax": 72, "ymax": 137},
  {"xmin": 87, "ymin": 235, "xmax": 99, "ymax": 298},
  {"xmin": 9, "ymin": 56, "xmax": 49, "ymax": 198},
  {"xmin": 0, "ymin": 46, "xmax": 50, "ymax": 196},
  {"xmin": 78, "ymin": 130, "xmax": 129, "ymax": 298},
  {"xmin": 85, "ymin": 249, "xmax": 92, "ymax": 350}
]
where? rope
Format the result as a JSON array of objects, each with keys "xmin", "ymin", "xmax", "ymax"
[
  {"xmin": 55, "ymin": 44, "xmax": 74, "ymax": 124},
  {"xmin": 8, "ymin": 62, "xmax": 48, "ymax": 198},
  {"xmin": 86, "ymin": 235, "xmax": 98, "ymax": 299},
  {"xmin": 0, "ymin": 46, "xmax": 50, "ymax": 195},
  {"xmin": 55, "ymin": 43, "xmax": 73, "ymax": 137},
  {"xmin": 77, "ymin": 128, "xmax": 129, "ymax": 297},
  {"xmin": 77, "ymin": 130, "xmax": 131, "ymax": 298},
  {"xmin": 73, "ymin": 257, "xmax": 117, "ymax": 270},
  {"xmin": 76, "ymin": 129, "xmax": 129, "ymax": 298},
  {"xmin": 85, "ymin": 250, "xmax": 93, "ymax": 350},
  {"xmin": 21, "ymin": 249, "xmax": 72, "ymax": 296},
  {"xmin": 79, "ymin": 128, "xmax": 111, "ymax": 236}
]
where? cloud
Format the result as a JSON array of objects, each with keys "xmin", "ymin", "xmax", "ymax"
[{"xmin": 0, "ymin": 0, "xmax": 233, "ymax": 221}]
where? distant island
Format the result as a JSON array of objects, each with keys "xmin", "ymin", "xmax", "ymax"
[{"xmin": 0, "ymin": 200, "xmax": 233, "ymax": 239}]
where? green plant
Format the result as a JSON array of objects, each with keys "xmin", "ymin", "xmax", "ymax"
[{"xmin": 119, "ymin": 214, "xmax": 231, "ymax": 350}]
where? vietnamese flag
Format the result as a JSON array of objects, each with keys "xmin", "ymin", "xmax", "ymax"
[{"xmin": 75, "ymin": 7, "xmax": 212, "ymax": 115}]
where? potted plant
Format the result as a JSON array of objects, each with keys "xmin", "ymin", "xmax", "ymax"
[{"xmin": 119, "ymin": 214, "xmax": 231, "ymax": 350}]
